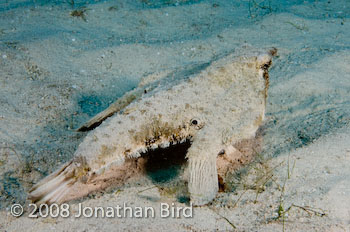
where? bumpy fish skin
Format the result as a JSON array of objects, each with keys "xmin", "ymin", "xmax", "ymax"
[{"xmin": 28, "ymin": 48, "xmax": 276, "ymax": 206}]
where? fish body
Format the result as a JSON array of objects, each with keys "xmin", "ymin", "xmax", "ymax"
[{"xmin": 29, "ymin": 48, "xmax": 276, "ymax": 206}]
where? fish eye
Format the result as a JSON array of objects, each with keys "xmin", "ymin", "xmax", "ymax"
[
  {"xmin": 190, "ymin": 118, "xmax": 203, "ymax": 129},
  {"xmin": 218, "ymin": 149, "xmax": 225, "ymax": 156}
]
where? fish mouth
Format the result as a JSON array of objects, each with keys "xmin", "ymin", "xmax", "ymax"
[
  {"xmin": 125, "ymin": 139, "xmax": 193, "ymax": 203},
  {"xmin": 140, "ymin": 139, "xmax": 192, "ymax": 184},
  {"xmin": 128, "ymin": 133, "xmax": 193, "ymax": 158}
]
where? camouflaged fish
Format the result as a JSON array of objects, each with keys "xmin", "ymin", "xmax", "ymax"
[{"xmin": 28, "ymin": 47, "xmax": 277, "ymax": 206}]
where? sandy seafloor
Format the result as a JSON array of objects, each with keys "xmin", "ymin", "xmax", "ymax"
[{"xmin": 0, "ymin": 0, "xmax": 350, "ymax": 231}]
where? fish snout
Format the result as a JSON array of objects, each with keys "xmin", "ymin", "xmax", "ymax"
[{"xmin": 257, "ymin": 48, "xmax": 277, "ymax": 68}]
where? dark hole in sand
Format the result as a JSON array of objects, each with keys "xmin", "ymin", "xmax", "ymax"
[{"xmin": 142, "ymin": 140, "xmax": 191, "ymax": 183}]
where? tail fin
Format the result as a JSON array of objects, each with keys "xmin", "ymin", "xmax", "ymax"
[{"xmin": 28, "ymin": 161, "xmax": 77, "ymax": 205}]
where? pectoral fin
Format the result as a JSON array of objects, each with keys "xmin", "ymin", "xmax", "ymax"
[
  {"xmin": 186, "ymin": 137, "xmax": 221, "ymax": 206},
  {"xmin": 77, "ymin": 89, "xmax": 142, "ymax": 131},
  {"xmin": 188, "ymin": 153, "xmax": 218, "ymax": 205},
  {"xmin": 76, "ymin": 70, "xmax": 174, "ymax": 132}
]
